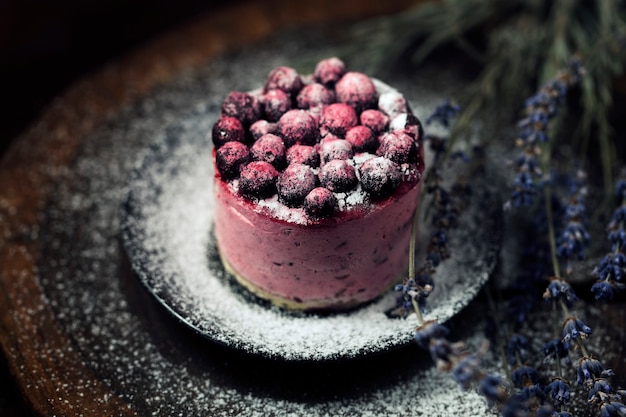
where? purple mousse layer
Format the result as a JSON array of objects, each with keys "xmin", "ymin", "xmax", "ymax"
[{"xmin": 214, "ymin": 171, "xmax": 421, "ymax": 310}]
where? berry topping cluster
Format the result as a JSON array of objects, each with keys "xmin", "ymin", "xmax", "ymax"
[{"xmin": 212, "ymin": 57, "xmax": 423, "ymax": 219}]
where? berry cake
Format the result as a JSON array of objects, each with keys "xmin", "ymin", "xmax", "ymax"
[{"xmin": 212, "ymin": 58, "xmax": 424, "ymax": 311}]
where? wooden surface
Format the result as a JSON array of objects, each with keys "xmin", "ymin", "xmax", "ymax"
[{"xmin": 0, "ymin": 1, "xmax": 421, "ymax": 415}]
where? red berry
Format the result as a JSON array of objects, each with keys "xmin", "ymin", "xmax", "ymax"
[
  {"xmin": 320, "ymin": 103, "xmax": 358, "ymax": 137},
  {"xmin": 319, "ymin": 138, "xmax": 354, "ymax": 164},
  {"xmin": 296, "ymin": 83, "xmax": 335, "ymax": 109},
  {"xmin": 359, "ymin": 156, "xmax": 401, "ymax": 199},
  {"xmin": 359, "ymin": 109, "xmax": 390, "ymax": 135},
  {"xmin": 314, "ymin": 57, "xmax": 346, "ymax": 86},
  {"xmin": 286, "ymin": 144, "xmax": 320, "ymax": 167},
  {"xmin": 263, "ymin": 89, "xmax": 292, "ymax": 122},
  {"xmin": 221, "ymin": 91, "xmax": 262, "ymax": 126},
  {"xmin": 239, "ymin": 161, "xmax": 279, "ymax": 199},
  {"xmin": 319, "ymin": 159, "xmax": 358, "ymax": 192},
  {"xmin": 264, "ymin": 66, "xmax": 303, "ymax": 96},
  {"xmin": 377, "ymin": 131, "xmax": 417, "ymax": 164},
  {"xmin": 345, "ymin": 125, "xmax": 377, "ymax": 153},
  {"xmin": 304, "ymin": 187, "xmax": 338, "ymax": 218},
  {"xmin": 277, "ymin": 163, "xmax": 318, "ymax": 207},
  {"xmin": 249, "ymin": 119, "xmax": 276, "ymax": 140},
  {"xmin": 335, "ymin": 72, "xmax": 378, "ymax": 114},
  {"xmin": 277, "ymin": 109, "xmax": 319, "ymax": 147},
  {"xmin": 212, "ymin": 117, "xmax": 246, "ymax": 148},
  {"xmin": 250, "ymin": 133, "xmax": 287, "ymax": 169},
  {"xmin": 215, "ymin": 141, "xmax": 250, "ymax": 179}
]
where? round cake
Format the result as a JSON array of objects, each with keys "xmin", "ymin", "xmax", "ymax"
[{"xmin": 212, "ymin": 58, "xmax": 424, "ymax": 311}]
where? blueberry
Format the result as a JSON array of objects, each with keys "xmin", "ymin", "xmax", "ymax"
[
  {"xmin": 249, "ymin": 119, "xmax": 276, "ymax": 141},
  {"xmin": 359, "ymin": 156, "xmax": 401, "ymax": 198},
  {"xmin": 263, "ymin": 89, "xmax": 292, "ymax": 122},
  {"xmin": 319, "ymin": 138, "xmax": 354, "ymax": 163},
  {"xmin": 296, "ymin": 83, "xmax": 335, "ymax": 109},
  {"xmin": 264, "ymin": 66, "xmax": 303, "ymax": 96},
  {"xmin": 286, "ymin": 144, "xmax": 320, "ymax": 167},
  {"xmin": 319, "ymin": 159, "xmax": 358, "ymax": 192},
  {"xmin": 345, "ymin": 125, "xmax": 377, "ymax": 153},
  {"xmin": 221, "ymin": 91, "xmax": 262, "ymax": 126},
  {"xmin": 250, "ymin": 133, "xmax": 287, "ymax": 169},
  {"xmin": 314, "ymin": 57, "xmax": 346, "ymax": 86},
  {"xmin": 277, "ymin": 163, "xmax": 318, "ymax": 207},
  {"xmin": 304, "ymin": 187, "xmax": 338, "ymax": 218},
  {"xmin": 215, "ymin": 141, "xmax": 250, "ymax": 180},
  {"xmin": 212, "ymin": 116, "xmax": 246, "ymax": 148},
  {"xmin": 238, "ymin": 161, "xmax": 279, "ymax": 198},
  {"xmin": 320, "ymin": 103, "xmax": 358, "ymax": 137},
  {"xmin": 335, "ymin": 72, "xmax": 378, "ymax": 114},
  {"xmin": 377, "ymin": 131, "xmax": 417, "ymax": 164},
  {"xmin": 277, "ymin": 109, "xmax": 319, "ymax": 147}
]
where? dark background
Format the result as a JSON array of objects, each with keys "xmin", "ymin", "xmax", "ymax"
[{"xmin": 0, "ymin": 1, "xmax": 238, "ymax": 415}]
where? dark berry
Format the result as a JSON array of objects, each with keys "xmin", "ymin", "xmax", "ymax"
[
  {"xmin": 319, "ymin": 138, "xmax": 354, "ymax": 163},
  {"xmin": 359, "ymin": 156, "xmax": 401, "ymax": 198},
  {"xmin": 264, "ymin": 66, "xmax": 303, "ymax": 96},
  {"xmin": 239, "ymin": 161, "xmax": 278, "ymax": 198},
  {"xmin": 263, "ymin": 89, "xmax": 292, "ymax": 122},
  {"xmin": 378, "ymin": 90, "xmax": 409, "ymax": 119},
  {"xmin": 377, "ymin": 131, "xmax": 417, "ymax": 164},
  {"xmin": 296, "ymin": 83, "xmax": 335, "ymax": 109},
  {"xmin": 314, "ymin": 57, "xmax": 346, "ymax": 86},
  {"xmin": 286, "ymin": 144, "xmax": 320, "ymax": 167},
  {"xmin": 390, "ymin": 113, "xmax": 422, "ymax": 140},
  {"xmin": 277, "ymin": 109, "xmax": 319, "ymax": 147},
  {"xmin": 320, "ymin": 103, "xmax": 358, "ymax": 137},
  {"xmin": 277, "ymin": 163, "xmax": 318, "ymax": 207},
  {"xmin": 360, "ymin": 109, "xmax": 390, "ymax": 134},
  {"xmin": 221, "ymin": 91, "xmax": 262, "ymax": 126},
  {"xmin": 250, "ymin": 133, "xmax": 287, "ymax": 169},
  {"xmin": 249, "ymin": 119, "xmax": 276, "ymax": 140},
  {"xmin": 212, "ymin": 117, "xmax": 246, "ymax": 148},
  {"xmin": 335, "ymin": 72, "xmax": 378, "ymax": 114},
  {"xmin": 319, "ymin": 159, "xmax": 358, "ymax": 192},
  {"xmin": 345, "ymin": 125, "xmax": 377, "ymax": 153},
  {"xmin": 304, "ymin": 187, "xmax": 338, "ymax": 218},
  {"xmin": 215, "ymin": 141, "xmax": 250, "ymax": 179}
]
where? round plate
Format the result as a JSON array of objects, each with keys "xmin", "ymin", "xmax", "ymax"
[{"xmin": 121, "ymin": 108, "xmax": 502, "ymax": 361}]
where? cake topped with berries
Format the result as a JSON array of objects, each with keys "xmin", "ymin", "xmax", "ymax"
[{"xmin": 212, "ymin": 58, "xmax": 424, "ymax": 311}]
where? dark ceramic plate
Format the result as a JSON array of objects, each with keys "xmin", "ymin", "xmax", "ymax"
[{"xmin": 121, "ymin": 105, "xmax": 502, "ymax": 362}]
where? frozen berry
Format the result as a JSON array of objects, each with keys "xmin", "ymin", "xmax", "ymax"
[
  {"xmin": 215, "ymin": 141, "xmax": 250, "ymax": 179},
  {"xmin": 390, "ymin": 113, "xmax": 422, "ymax": 140},
  {"xmin": 239, "ymin": 161, "xmax": 278, "ymax": 198},
  {"xmin": 304, "ymin": 187, "xmax": 338, "ymax": 218},
  {"xmin": 212, "ymin": 116, "xmax": 246, "ymax": 148},
  {"xmin": 249, "ymin": 119, "xmax": 276, "ymax": 140},
  {"xmin": 378, "ymin": 90, "xmax": 409, "ymax": 119},
  {"xmin": 319, "ymin": 138, "xmax": 354, "ymax": 163},
  {"xmin": 359, "ymin": 109, "xmax": 389, "ymax": 134},
  {"xmin": 264, "ymin": 66, "xmax": 303, "ymax": 96},
  {"xmin": 319, "ymin": 159, "xmax": 358, "ymax": 192},
  {"xmin": 314, "ymin": 57, "xmax": 346, "ymax": 86},
  {"xmin": 250, "ymin": 133, "xmax": 287, "ymax": 169},
  {"xmin": 277, "ymin": 163, "xmax": 318, "ymax": 207},
  {"xmin": 335, "ymin": 72, "xmax": 378, "ymax": 114},
  {"xmin": 320, "ymin": 103, "xmax": 358, "ymax": 137},
  {"xmin": 277, "ymin": 109, "xmax": 318, "ymax": 147},
  {"xmin": 296, "ymin": 83, "xmax": 335, "ymax": 109},
  {"xmin": 377, "ymin": 131, "xmax": 417, "ymax": 164},
  {"xmin": 263, "ymin": 89, "xmax": 292, "ymax": 122},
  {"xmin": 359, "ymin": 156, "xmax": 401, "ymax": 199},
  {"xmin": 345, "ymin": 125, "xmax": 377, "ymax": 153},
  {"xmin": 286, "ymin": 144, "xmax": 320, "ymax": 167},
  {"xmin": 221, "ymin": 91, "xmax": 262, "ymax": 126}
]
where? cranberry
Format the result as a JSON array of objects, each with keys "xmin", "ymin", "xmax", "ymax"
[
  {"xmin": 359, "ymin": 156, "xmax": 401, "ymax": 199},
  {"xmin": 378, "ymin": 90, "xmax": 409, "ymax": 119},
  {"xmin": 277, "ymin": 109, "xmax": 319, "ymax": 147},
  {"xmin": 249, "ymin": 119, "xmax": 276, "ymax": 140},
  {"xmin": 264, "ymin": 66, "xmax": 303, "ymax": 96},
  {"xmin": 221, "ymin": 91, "xmax": 262, "ymax": 126},
  {"xmin": 250, "ymin": 133, "xmax": 287, "ymax": 169},
  {"xmin": 239, "ymin": 161, "xmax": 279, "ymax": 199},
  {"xmin": 377, "ymin": 131, "xmax": 417, "ymax": 164},
  {"xmin": 320, "ymin": 103, "xmax": 358, "ymax": 137},
  {"xmin": 313, "ymin": 57, "xmax": 346, "ymax": 86},
  {"xmin": 359, "ymin": 109, "xmax": 390, "ymax": 135},
  {"xmin": 263, "ymin": 89, "xmax": 292, "ymax": 122},
  {"xmin": 215, "ymin": 141, "xmax": 250, "ymax": 180},
  {"xmin": 335, "ymin": 72, "xmax": 378, "ymax": 114},
  {"xmin": 304, "ymin": 187, "xmax": 338, "ymax": 218},
  {"xmin": 296, "ymin": 83, "xmax": 335, "ymax": 109},
  {"xmin": 277, "ymin": 163, "xmax": 318, "ymax": 207},
  {"xmin": 319, "ymin": 159, "xmax": 358, "ymax": 192},
  {"xmin": 212, "ymin": 117, "xmax": 246, "ymax": 148},
  {"xmin": 345, "ymin": 125, "xmax": 377, "ymax": 153},
  {"xmin": 319, "ymin": 138, "xmax": 354, "ymax": 164},
  {"xmin": 286, "ymin": 144, "xmax": 320, "ymax": 167}
]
